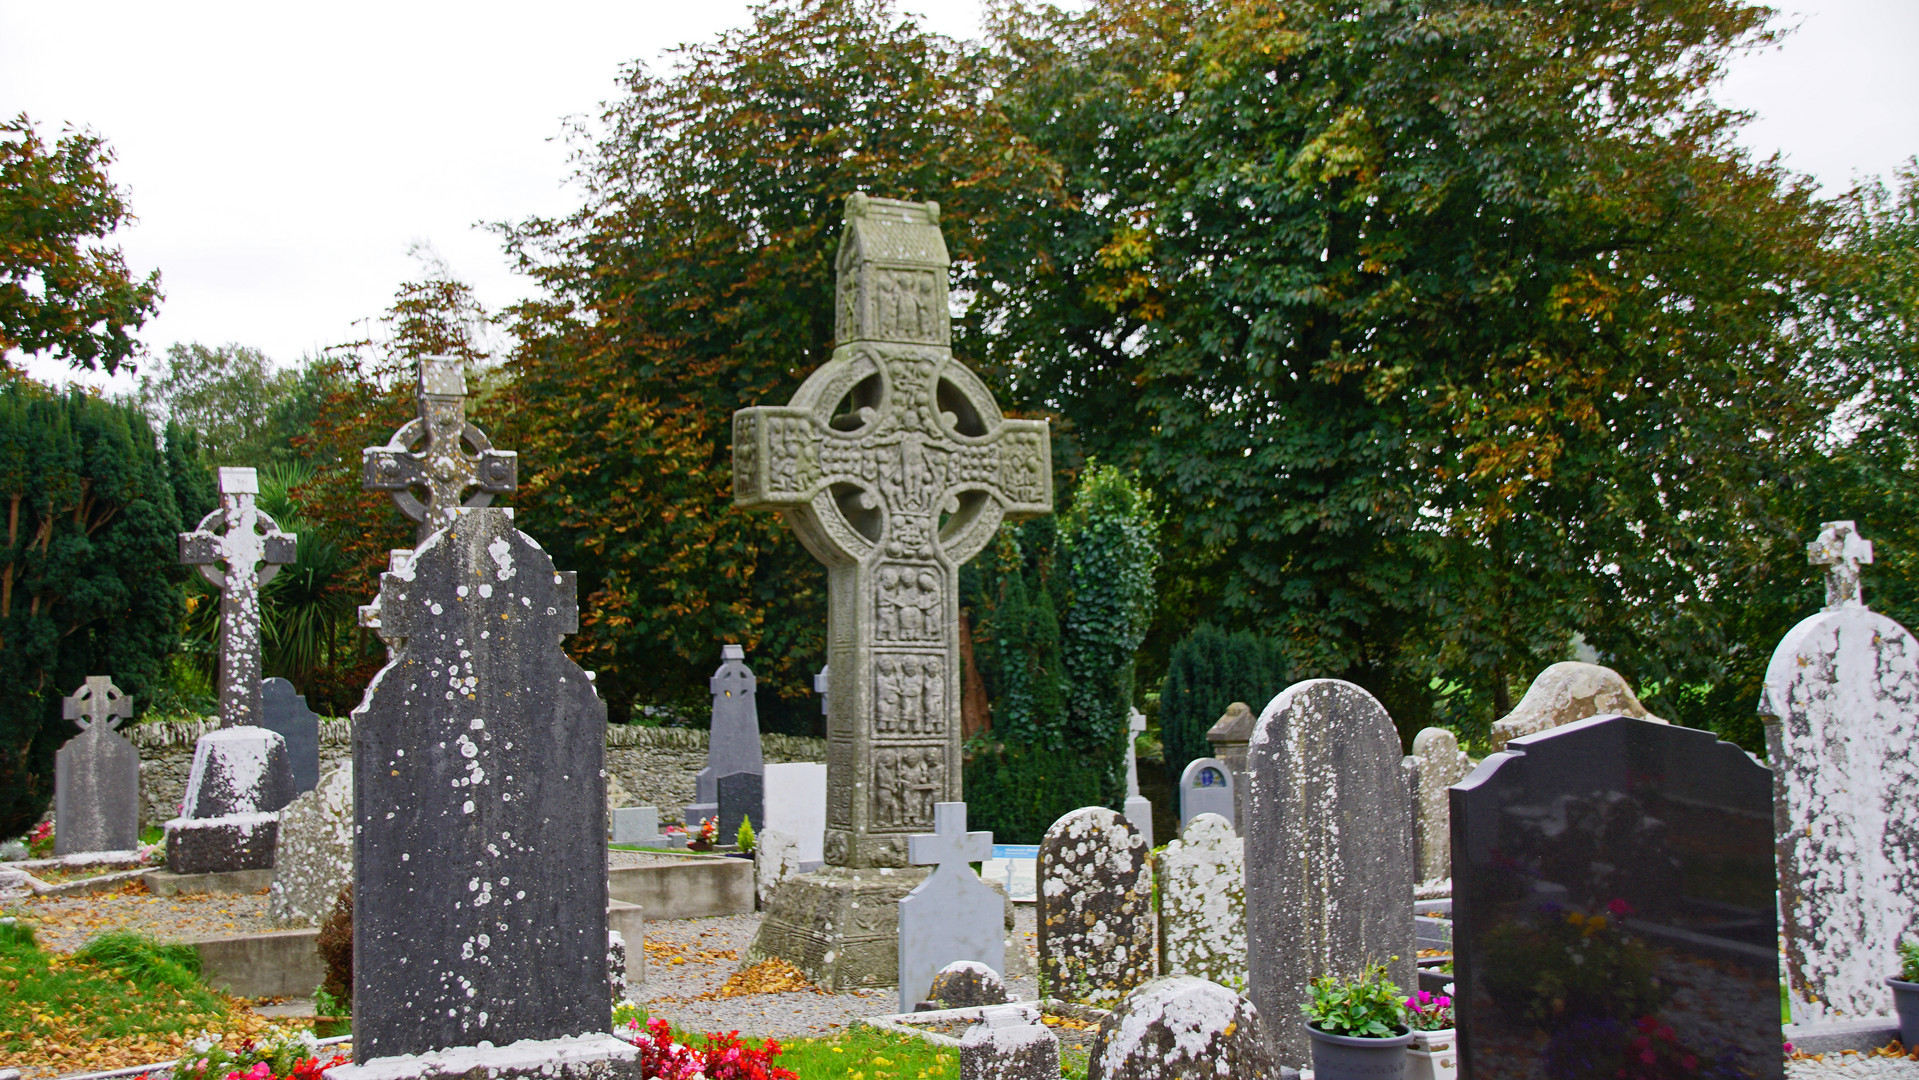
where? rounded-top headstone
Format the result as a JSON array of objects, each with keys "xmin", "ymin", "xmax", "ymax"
[
  {"xmin": 1157, "ymin": 812, "xmax": 1245, "ymax": 991},
  {"xmin": 929, "ymin": 960, "xmax": 1008, "ymax": 1009},
  {"xmin": 1037, "ymin": 806, "xmax": 1155, "ymax": 1007},
  {"xmin": 1086, "ymin": 975, "xmax": 1275, "ymax": 1080},
  {"xmin": 1490, "ymin": 662, "xmax": 1663, "ymax": 750}
]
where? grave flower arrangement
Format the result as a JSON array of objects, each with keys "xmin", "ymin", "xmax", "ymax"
[
  {"xmin": 1404, "ymin": 989, "xmax": 1454, "ymax": 1031},
  {"xmin": 158, "ymin": 1028, "xmax": 348, "ymax": 1080},
  {"xmin": 1302, "ymin": 962, "xmax": 1409, "ymax": 1038},
  {"xmin": 27, "ymin": 821, "xmax": 54, "ymax": 858},
  {"xmin": 620, "ymin": 1016, "xmax": 797, "ymax": 1080},
  {"xmin": 687, "ymin": 817, "xmax": 719, "ymax": 852}
]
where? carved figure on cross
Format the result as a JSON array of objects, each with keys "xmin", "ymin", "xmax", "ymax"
[
  {"xmin": 180, "ymin": 467, "xmax": 296, "ymax": 728},
  {"xmin": 1809, "ymin": 519, "xmax": 1875, "ymax": 611},
  {"xmin": 362, "ymin": 355, "xmax": 517, "ymax": 543},
  {"xmin": 733, "ymin": 195, "xmax": 1052, "ymax": 869},
  {"xmin": 64, "ymin": 675, "xmax": 131, "ymax": 732}
]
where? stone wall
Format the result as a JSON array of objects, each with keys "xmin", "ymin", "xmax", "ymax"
[{"xmin": 127, "ymin": 720, "xmax": 825, "ymax": 831}]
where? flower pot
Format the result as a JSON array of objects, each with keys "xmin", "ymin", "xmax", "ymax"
[
  {"xmin": 1407, "ymin": 1027, "xmax": 1457, "ymax": 1080},
  {"xmin": 1306, "ymin": 1022, "xmax": 1413, "ymax": 1080},
  {"xmin": 1890, "ymin": 977, "xmax": 1919, "ymax": 1048}
]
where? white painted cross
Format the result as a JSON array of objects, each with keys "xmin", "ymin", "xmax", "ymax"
[
  {"xmin": 1126, "ymin": 707, "xmax": 1148, "ymax": 799},
  {"xmin": 362, "ymin": 356, "xmax": 517, "ymax": 543},
  {"xmin": 1809, "ymin": 519, "xmax": 1875, "ymax": 611},
  {"xmin": 179, "ymin": 467, "xmax": 296, "ymax": 728},
  {"xmin": 909, "ymin": 801, "xmax": 993, "ymax": 870},
  {"xmin": 63, "ymin": 676, "xmax": 131, "ymax": 732}
]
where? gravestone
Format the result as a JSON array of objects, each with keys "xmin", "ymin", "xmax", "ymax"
[
  {"xmin": 1086, "ymin": 976, "xmax": 1275, "ymax": 1080},
  {"xmin": 898, "ymin": 801, "xmax": 1001, "ymax": 1011},
  {"xmin": 1037, "ymin": 806, "xmax": 1155, "ymax": 1007},
  {"xmin": 169, "ymin": 467, "xmax": 299, "ymax": 874},
  {"xmin": 54, "ymin": 676, "xmax": 139, "ymax": 855},
  {"xmin": 960, "ymin": 1005, "xmax": 1059, "ymax": 1080},
  {"xmin": 261, "ymin": 677, "xmax": 321, "ymax": 795},
  {"xmin": 1122, "ymin": 707, "xmax": 1154, "ymax": 849},
  {"xmin": 362, "ymin": 355, "xmax": 517, "ymax": 544},
  {"xmin": 610, "ymin": 806, "xmax": 662, "ymax": 846},
  {"xmin": 1452, "ymin": 715, "xmax": 1779, "ymax": 1079},
  {"xmin": 1762, "ymin": 520, "xmax": 1919, "ymax": 1024},
  {"xmin": 928, "ymin": 959, "xmax": 1008, "ymax": 1008},
  {"xmin": 1176, "ymin": 757, "xmax": 1234, "ymax": 829},
  {"xmin": 1244, "ymin": 679, "xmax": 1415, "ymax": 1066},
  {"xmin": 683, "ymin": 644, "xmax": 764, "ymax": 841},
  {"xmin": 1156, "ymin": 813, "xmax": 1245, "ymax": 991},
  {"xmin": 1489, "ymin": 661, "xmax": 1664, "ymax": 751},
  {"xmin": 351, "ymin": 507, "xmax": 609, "ymax": 1061},
  {"xmin": 1408, "ymin": 726, "xmax": 1471, "ymax": 884},
  {"xmin": 269, "ymin": 764, "xmax": 353, "ymax": 927},
  {"xmin": 763, "ymin": 761, "xmax": 827, "ymax": 866},
  {"xmin": 1205, "ymin": 701, "xmax": 1255, "ymax": 831},
  {"xmin": 738, "ymin": 194, "xmax": 1052, "ymax": 990}
]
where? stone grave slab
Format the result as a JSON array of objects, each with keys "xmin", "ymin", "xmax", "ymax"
[
  {"xmin": 1176, "ymin": 756, "xmax": 1234, "ymax": 830},
  {"xmin": 1408, "ymin": 725, "xmax": 1470, "ymax": 884},
  {"xmin": 959, "ymin": 1004, "xmax": 1060, "ymax": 1080},
  {"xmin": 1490, "ymin": 661, "xmax": 1664, "ymax": 751},
  {"xmin": 610, "ymin": 806, "xmax": 662, "ymax": 846},
  {"xmin": 361, "ymin": 355, "xmax": 517, "ymax": 544},
  {"xmin": 352, "ymin": 507, "xmax": 608, "ymax": 1060},
  {"xmin": 270, "ymin": 764, "xmax": 353, "ymax": 927},
  {"xmin": 1244, "ymin": 679, "xmax": 1415, "ymax": 1066},
  {"xmin": 1156, "ymin": 812, "xmax": 1245, "ymax": 991},
  {"xmin": 1763, "ymin": 520, "xmax": 1919, "ymax": 1023},
  {"xmin": 898, "ymin": 801, "xmax": 1002, "ymax": 1011},
  {"xmin": 737, "ymin": 195, "xmax": 1052, "ymax": 990},
  {"xmin": 55, "ymin": 676, "xmax": 138, "ymax": 855},
  {"xmin": 1037, "ymin": 806, "xmax": 1154, "ymax": 1007},
  {"xmin": 1452, "ymin": 714, "xmax": 1780, "ymax": 1079},
  {"xmin": 763, "ymin": 761, "xmax": 827, "ymax": 866},
  {"xmin": 1122, "ymin": 707, "xmax": 1154, "ymax": 849},
  {"xmin": 165, "ymin": 725, "xmax": 296, "ymax": 873},
  {"xmin": 1086, "ymin": 976, "xmax": 1274, "ymax": 1080},
  {"xmin": 261, "ymin": 677, "xmax": 321, "ymax": 794}
]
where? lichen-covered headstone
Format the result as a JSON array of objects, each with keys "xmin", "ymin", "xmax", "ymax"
[
  {"xmin": 1176, "ymin": 757, "xmax": 1234, "ymax": 830},
  {"xmin": 270, "ymin": 765, "xmax": 353, "ymax": 927},
  {"xmin": 351, "ymin": 507, "xmax": 608, "ymax": 1060},
  {"xmin": 960, "ymin": 1005, "xmax": 1059, "ymax": 1080},
  {"xmin": 1244, "ymin": 679, "xmax": 1415, "ymax": 1066},
  {"xmin": 261, "ymin": 677, "xmax": 321, "ymax": 795},
  {"xmin": 1407, "ymin": 726, "xmax": 1470, "ymax": 884},
  {"xmin": 737, "ymin": 195, "xmax": 1053, "ymax": 990},
  {"xmin": 1038, "ymin": 806, "xmax": 1155, "ymax": 1007},
  {"xmin": 55, "ymin": 676, "xmax": 138, "ymax": 855},
  {"xmin": 361, "ymin": 356, "xmax": 517, "ymax": 544},
  {"xmin": 1489, "ymin": 661, "xmax": 1664, "ymax": 751},
  {"xmin": 1763, "ymin": 520, "xmax": 1919, "ymax": 1023},
  {"xmin": 929, "ymin": 960, "xmax": 1008, "ymax": 1008},
  {"xmin": 1085, "ymin": 976, "xmax": 1275, "ymax": 1080},
  {"xmin": 898, "ymin": 801, "xmax": 1001, "ymax": 1011},
  {"xmin": 683, "ymin": 644, "xmax": 764, "ymax": 840},
  {"xmin": 1156, "ymin": 813, "xmax": 1245, "ymax": 991}
]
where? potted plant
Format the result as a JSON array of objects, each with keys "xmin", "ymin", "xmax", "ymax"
[
  {"xmin": 1301, "ymin": 961, "xmax": 1414, "ymax": 1080},
  {"xmin": 1891, "ymin": 939, "xmax": 1919, "ymax": 1048},
  {"xmin": 1404, "ymin": 988, "xmax": 1456, "ymax": 1080}
]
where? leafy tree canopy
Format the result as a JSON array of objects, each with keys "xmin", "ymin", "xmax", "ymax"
[{"xmin": 137, "ymin": 343, "xmax": 303, "ymax": 466}]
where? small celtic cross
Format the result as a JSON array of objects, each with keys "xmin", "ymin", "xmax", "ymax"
[
  {"xmin": 1808, "ymin": 520, "xmax": 1874, "ymax": 611},
  {"xmin": 63, "ymin": 676, "xmax": 132, "ymax": 732},
  {"xmin": 179, "ymin": 467, "xmax": 297, "ymax": 727},
  {"xmin": 362, "ymin": 356, "xmax": 517, "ymax": 543}
]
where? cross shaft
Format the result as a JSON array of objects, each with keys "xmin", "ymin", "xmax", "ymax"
[{"xmin": 179, "ymin": 467, "xmax": 296, "ymax": 728}]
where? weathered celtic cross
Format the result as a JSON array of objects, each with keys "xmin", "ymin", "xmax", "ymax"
[
  {"xmin": 64, "ymin": 675, "xmax": 132, "ymax": 732},
  {"xmin": 1809, "ymin": 519, "xmax": 1875, "ymax": 611},
  {"xmin": 180, "ymin": 467, "xmax": 296, "ymax": 728},
  {"xmin": 362, "ymin": 355, "xmax": 517, "ymax": 543},
  {"xmin": 734, "ymin": 194, "xmax": 1052, "ymax": 870}
]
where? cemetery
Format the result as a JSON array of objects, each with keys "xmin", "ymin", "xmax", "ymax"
[{"xmin": 4, "ymin": 3, "xmax": 1919, "ymax": 1080}]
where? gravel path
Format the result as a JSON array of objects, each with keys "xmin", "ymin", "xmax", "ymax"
[
  {"xmin": 9, "ymin": 885, "xmax": 274, "ymax": 952},
  {"xmin": 1789, "ymin": 1052, "xmax": 1919, "ymax": 1077}
]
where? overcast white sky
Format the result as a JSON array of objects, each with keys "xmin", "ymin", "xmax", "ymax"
[{"xmin": 5, "ymin": 0, "xmax": 1916, "ymax": 397}]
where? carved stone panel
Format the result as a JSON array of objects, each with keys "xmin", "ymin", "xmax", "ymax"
[
  {"xmin": 877, "ymin": 565, "xmax": 944, "ymax": 644},
  {"xmin": 876, "ymin": 653, "xmax": 947, "ymax": 736},
  {"xmin": 873, "ymin": 746, "xmax": 942, "ymax": 831}
]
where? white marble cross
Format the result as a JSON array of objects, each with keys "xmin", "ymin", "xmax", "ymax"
[
  {"xmin": 362, "ymin": 356, "xmax": 517, "ymax": 543},
  {"xmin": 909, "ymin": 801, "xmax": 993, "ymax": 869},
  {"xmin": 179, "ymin": 467, "xmax": 296, "ymax": 728},
  {"xmin": 1809, "ymin": 519, "xmax": 1874, "ymax": 611},
  {"xmin": 63, "ymin": 676, "xmax": 131, "ymax": 732},
  {"xmin": 1126, "ymin": 707, "xmax": 1148, "ymax": 799}
]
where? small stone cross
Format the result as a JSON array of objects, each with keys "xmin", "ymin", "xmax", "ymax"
[
  {"xmin": 1809, "ymin": 520, "xmax": 1874, "ymax": 611},
  {"xmin": 180, "ymin": 467, "xmax": 296, "ymax": 728},
  {"xmin": 1126, "ymin": 707, "xmax": 1147, "ymax": 799},
  {"xmin": 362, "ymin": 356, "xmax": 517, "ymax": 543},
  {"xmin": 63, "ymin": 676, "xmax": 131, "ymax": 732},
  {"xmin": 908, "ymin": 801, "xmax": 992, "ymax": 871},
  {"xmin": 733, "ymin": 195, "xmax": 1052, "ymax": 868}
]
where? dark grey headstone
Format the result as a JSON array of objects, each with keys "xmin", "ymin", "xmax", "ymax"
[
  {"xmin": 1453, "ymin": 715, "xmax": 1780, "ymax": 1080},
  {"xmin": 704, "ymin": 644, "xmax": 764, "ymax": 840},
  {"xmin": 55, "ymin": 676, "xmax": 139, "ymax": 855},
  {"xmin": 353, "ymin": 507, "xmax": 608, "ymax": 1060},
  {"xmin": 261, "ymin": 677, "xmax": 321, "ymax": 794},
  {"xmin": 1037, "ymin": 806, "xmax": 1155, "ymax": 1007},
  {"xmin": 1244, "ymin": 679, "xmax": 1415, "ymax": 1067}
]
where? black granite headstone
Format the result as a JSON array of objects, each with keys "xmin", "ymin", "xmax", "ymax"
[
  {"xmin": 1452, "ymin": 714, "xmax": 1779, "ymax": 1080},
  {"xmin": 353, "ymin": 507, "xmax": 608, "ymax": 1060},
  {"xmin": 261, "ymin": 677, "xmax": 320, "ymax": 794}
]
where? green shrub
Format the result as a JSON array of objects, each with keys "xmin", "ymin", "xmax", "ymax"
[
  {"xmin": 962, "ymin": 740, "xmax": 1107, "ymax": 845},
  {"xmin": 1899, "ymin": 939, "xmax": 1919, "ymax": 982},
  {"xmin": 1158, "ymin": 624, "xmax": 1290, "ymax": 782}
]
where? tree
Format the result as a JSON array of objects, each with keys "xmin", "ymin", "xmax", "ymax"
[
  {"xmin": 497, "ymin": 0, "xmax": 1061, "ymax": 723},
  {"xmin": 1158, "ymin": 624, "xmax": 1289, "ymax": 783},
  {"xmin": 1, "ymin": 115, "xmax": 162, "ymax": 373},
  {"xmin": 136, "ymin": 343, "xmax": 302, "ymax": 465},
  {"xmin": 0, "ymin": 378, "xmax": 197, "ymax": 837}
]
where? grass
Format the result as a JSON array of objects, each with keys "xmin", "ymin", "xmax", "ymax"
[{"xmin": 773, "ymin": 1026, "xmax": 958, "ymax": 1079}]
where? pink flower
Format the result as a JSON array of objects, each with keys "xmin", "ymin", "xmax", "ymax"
[
  {"xmin": 248, "ymin": 1062, "xmax": 273, "ymax": 1079},
  {"xmin": 1607, "ymin": 898, "xmax": 1635, "ymax": 918}
]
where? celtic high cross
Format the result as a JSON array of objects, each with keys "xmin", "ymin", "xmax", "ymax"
[
  {"xmin": 733, "ymin": 195, "xmax": 1052, "ymax": 868},
  {"xmin": 362, "ymin": 356, "xmax": 517, "ymax": 543},
  {"xmin": 180, "ymin": 467, "xmax": 296, "ymax": 728},
  {"xmin": 1809, "ymin": 520, "xmax": 1874, "ymax": 611}
]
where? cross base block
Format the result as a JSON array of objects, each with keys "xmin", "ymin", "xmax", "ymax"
[
  {"xmin": 744, "ymin": 865, "xmax": 931, "ymax": 991},
  {"xmin": 165, "ymin": 812, "xmax": 280, "ymax": 875}
]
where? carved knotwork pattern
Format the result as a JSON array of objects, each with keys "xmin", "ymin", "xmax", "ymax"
[
  {"xmin": 827, "ymin": 739, "xmax": 857, "ymax": 828},
  {"xmin": 876, "ymin": 653, "xmax": 946, "ymax": 736},
  {"xmin": 872, "ymin": 747, "xmax": 941, "ymax": 830}
]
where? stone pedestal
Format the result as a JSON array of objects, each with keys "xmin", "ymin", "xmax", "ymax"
[
  {"xmin": 744, "ymin": 865, "xmax": 929, "ymax": 990},
  {"xmin": 165, "ymin": 724, "xmax": 296, "ymax": 874}
]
